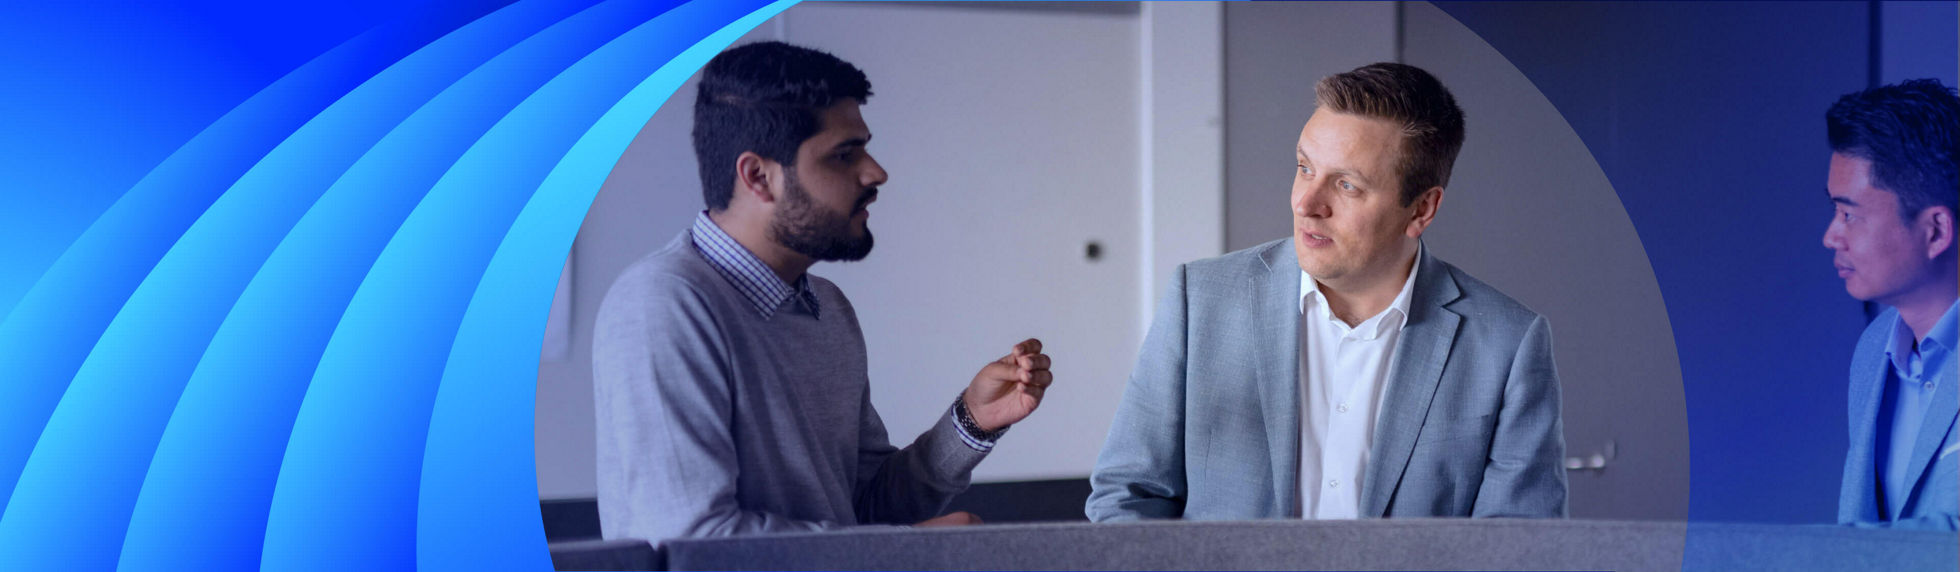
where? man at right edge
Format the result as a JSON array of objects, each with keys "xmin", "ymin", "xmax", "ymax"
[{"xmin": 1822, "ymin": 79, "xmax": 1959, "ymax": 531}]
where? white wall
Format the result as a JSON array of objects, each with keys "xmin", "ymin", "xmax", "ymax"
[
  {"xmin": 781, "ymin": 2, "xmax": 1146, "ymax": 482},
  {"xmin": 1140, "ymin": 2, "xmax": 1225, "ymax": 324}
]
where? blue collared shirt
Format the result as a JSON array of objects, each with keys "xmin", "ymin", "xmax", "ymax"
[
  {"xmin": 1877, "ymin": 301, "xmax": 1957, "ymax": 518},
  {"xmin": 689, "ymin": 211, "xmax": 821, "ymax": 320}
]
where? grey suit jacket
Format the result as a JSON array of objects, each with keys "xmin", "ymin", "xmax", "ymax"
[{"xmin": 1087, "ymin": 238, "xmax": 1567, "ymax": 520}]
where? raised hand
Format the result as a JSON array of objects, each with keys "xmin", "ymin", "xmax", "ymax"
[{"xmin": 961, "ymin": 338, "xmax": 1053, "ymax": 432}]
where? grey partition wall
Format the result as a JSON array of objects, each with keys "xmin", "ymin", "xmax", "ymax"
[{"xmin": 551, "ymin": 519, "xmax": 1957, "ymax": 571}]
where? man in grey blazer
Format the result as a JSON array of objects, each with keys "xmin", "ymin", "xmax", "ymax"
[{"xmin": 1088, "ymin": 63, "xmax": 1566, "ymax": 521}]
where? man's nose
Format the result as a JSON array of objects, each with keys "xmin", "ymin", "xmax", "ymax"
[
  {"xmin": 1293, "ymin": 183, "xmax": 1329, "ymax": 218},
  {"xmin": 862, "ymin": 153, "xmax": 889, "ymax": 187}
]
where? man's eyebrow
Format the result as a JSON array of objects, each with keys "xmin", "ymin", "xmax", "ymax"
[
  {"xmin": 1294, "ymin": 145, "xmax": 1375, "ymax": 185},
  {"xmin": 833, "ymin": 136, "xmax": 870, "ymax": 151},
  {"xmin": 1828, "ymin": 190, "xmax": 1857, "ymax": 207}
]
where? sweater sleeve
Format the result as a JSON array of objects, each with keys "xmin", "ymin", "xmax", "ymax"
[
  {"xmin": 833, "ymin": 291, "xmax": 988, "ymax": 524},
  {"xmin": 851, "ymin": 394, "xmax": 989, "ymax": 524}
]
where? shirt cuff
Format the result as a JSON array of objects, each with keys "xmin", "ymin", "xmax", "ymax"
[{"xmin": 949, "ymin": 394, "xmax": 1007, "ymax": 453}]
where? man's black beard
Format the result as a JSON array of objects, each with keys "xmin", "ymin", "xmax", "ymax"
[{"xmin": 769, "ymin": 169, "xmax": 875, "ymax": 262}]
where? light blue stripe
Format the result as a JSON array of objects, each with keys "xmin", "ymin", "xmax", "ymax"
[
  {"xmin": 0, "ymin": 4, "xmax": 519, "ymax": 569},
  {"xmin": 116, "ymin": 1, "xmax": 605, "ymax": 569},
  {"xmin": 259, "ymin": 0, "xmax": 725, "ymax": 568}
]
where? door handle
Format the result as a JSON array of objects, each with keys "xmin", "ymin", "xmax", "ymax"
[{"xmin": 1563, "ymin": 439, "xmax": 1616, "ymax": 472}]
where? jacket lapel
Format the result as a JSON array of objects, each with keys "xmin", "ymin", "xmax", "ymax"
[
  {"xmin": 1361, "ymin": 248, "xmax": 1461, "ymax": 517},
  {"xmin": 1840, "ymin": 332, "xmax": 1888, "ymax": 522},
  {"xmin": 1897, "ymin": 354, "xmax": 1958, "ymax": 514},
  {"xmin": 1254, "ymin": 241, "xmax": 1303, "ymax": 517}
]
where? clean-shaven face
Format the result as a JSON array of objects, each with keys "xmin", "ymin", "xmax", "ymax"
[
  {"xmin": 1291, "ymin": 108, "xmax": 1423, "ymax": 287},
  {"xmin": 1822, "ymin": 152, "xmax": 1935, "ymax": 304}
]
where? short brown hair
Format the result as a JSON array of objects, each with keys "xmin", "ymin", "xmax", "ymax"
[{"xmin": 1314, "ymin": 63, "xmax": 1466, "ymax": 206}]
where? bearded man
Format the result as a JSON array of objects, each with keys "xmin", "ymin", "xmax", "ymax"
[{"xmin": 593, "ymin": 41, "xmax": 1054, "ymax": 544}]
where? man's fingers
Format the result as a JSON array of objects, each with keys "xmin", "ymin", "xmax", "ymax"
[
  {"xmin": 1025, "ymin": 369, "xmax": 1053, "ymax": 388},
  {"xmin": 1016, "ymin": 353, "xmax": 1051, "ymax": 371},
  {"xmin": 983, "ymin": 361, "xmax": 1017, "ymax": 381},
  {"xmin": 997, "ymin": 339, "xmax": 1044, "ymax": 367},
  {"xmin": 1024, "ymin": 384, "xmax": 1046, "ymax": 402}
]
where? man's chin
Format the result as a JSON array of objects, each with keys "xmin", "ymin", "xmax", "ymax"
[
  {"xmin": 1843, "ymin": 283, "xmax": 1879, "ymax": 303},
  {"xmin": 831, "ymin": 232, "xmax": 875, "ymax": 262},
  {"xmin": 1294, "ymin": 252, "xmax": 1336, "ymax": 275}
]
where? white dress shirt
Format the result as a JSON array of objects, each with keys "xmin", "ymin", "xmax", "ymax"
[{"xmin": 1298, "ymin": 250, "xmax": 1420, "ymax": 519}]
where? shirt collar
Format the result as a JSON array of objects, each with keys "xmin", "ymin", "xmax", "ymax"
[
  {"xmin": 1299, "ymin": 245, "xmax": 1421, "ymax": 341},
  {"xmin": 689, "ymin": 211, "xmax": 821, "ymax": 319},
  {"xmin": 1886, "ymin": 300, "xmax": 1958, "ymax": 374}
]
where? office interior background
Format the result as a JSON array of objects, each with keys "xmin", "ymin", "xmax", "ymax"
[{"xmin": 535, "ymin": 1, "xmax": 1958, "ymax": 524}]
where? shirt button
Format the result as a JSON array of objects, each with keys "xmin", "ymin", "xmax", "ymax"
[
  {"xmin": 1336, "ymin": 403, "xmax": 1349, "ymax": 413},
  {"xmin": 1926, "ymin": 381, "xmax": 1937, "ymax": 390},
  {"xmin": 1327, "ymin": 479, "xmax": 1340, "ymax": 488}
]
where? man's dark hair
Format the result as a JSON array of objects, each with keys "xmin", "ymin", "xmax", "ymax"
[
  {"xmin": 693, "ymin": 41, "xmax": 872, "ymax": 211},
  {"xmin": 1827, "ymin": 79, "xmax": 1960, "ymax": 224},
  {"xmin": 1314, "ymin": 63, "xmax": 1466, "ymax": 206}
]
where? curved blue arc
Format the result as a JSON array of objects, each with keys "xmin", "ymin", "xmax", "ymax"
[
  {"xmin": 256, "ymin": 0, "xmax": 732, "ymax": 568},
  {"xmin": 0, "ymin": 1, "xmax": 415, "ymax": 324},
  {"xmin": 116, "ymin": 1, "xmax": 607, "ymax": 569},
  {"xmin": 415, "ymin": 1, "xmax": 793, "ymax": 566},
  {"xmin": 0, "ymin": 4, "xmax": 545, "ymax": 570},
  {"xmin": 0, "ymin": 1, "xmax": 500, "ymax": 523}
]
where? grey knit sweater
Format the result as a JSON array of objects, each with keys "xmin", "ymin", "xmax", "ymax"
[{"xmin": 593, "ymin": 231, "xmax": 986, "ymax": 545}]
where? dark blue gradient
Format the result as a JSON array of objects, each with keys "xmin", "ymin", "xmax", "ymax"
[
  {"xmin": 0, "ymin": 1, "xmax": 415, "ymax": 319},
  {"xmin": 0, "ymin": 0, "xmax": 497, "ymax": 543},
  {"xmin": 0, "ymin": 2, "xmax": 520, "ymax": 569}
]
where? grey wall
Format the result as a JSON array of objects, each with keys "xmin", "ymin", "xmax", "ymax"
[
  {"xmin": 1399, "ymin": 2, "xmax": 1687, "ymax": 520},
  {"xmin": 1223, "ymin": 2, "xmax": 1396, "ymax": 252}
]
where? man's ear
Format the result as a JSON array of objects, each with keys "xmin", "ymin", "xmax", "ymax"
[
  {"xmin": 1920, "ymin": 205, "xmax": 1955, "ymax": 261},
  {"xmin": 1405, "ymin": 186, "xmax": 1445, "ymax": 238},
  {"xmin": 734, "ymin": 151, "xmax": 780, "ymax": 205}
]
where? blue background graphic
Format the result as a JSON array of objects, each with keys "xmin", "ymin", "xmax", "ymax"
[
  {"xmin": 0, "ymin": 0, "xmax": 1951, "ymax": 569},
  {"xmin": 0, "ymin": 0, "xmax": 791, "ymax": 568}
]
